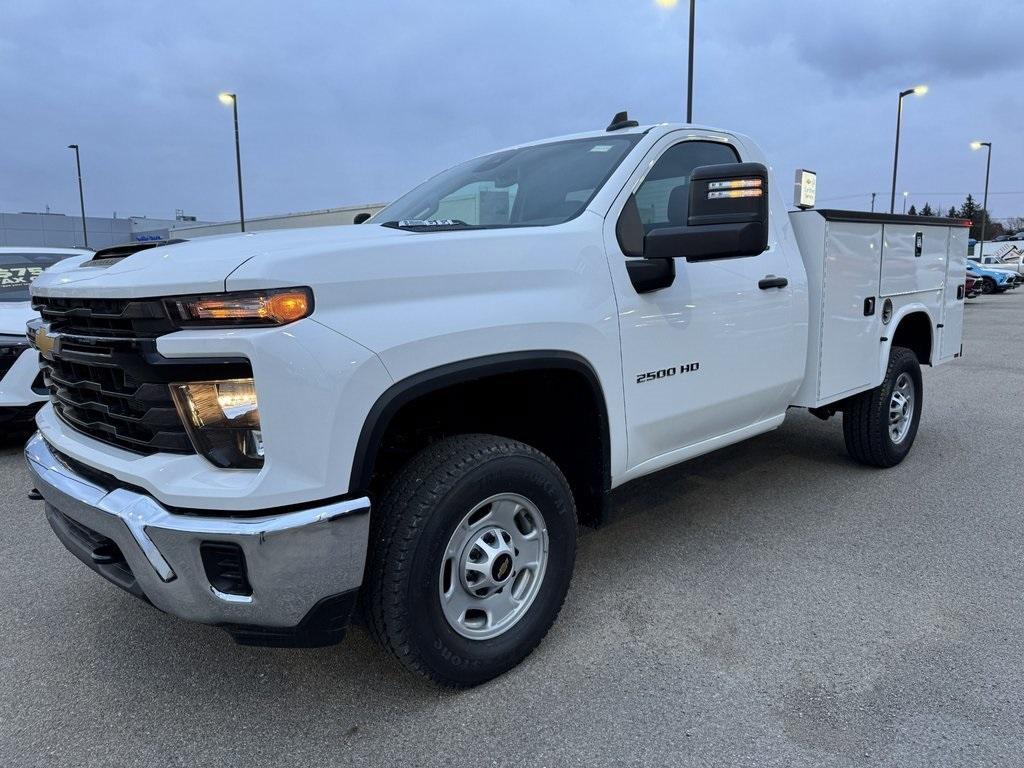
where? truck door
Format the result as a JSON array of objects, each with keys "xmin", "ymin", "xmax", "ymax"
[{"xmin": 603, "ymin": 134, "xmax": 804, "ymax": 475}]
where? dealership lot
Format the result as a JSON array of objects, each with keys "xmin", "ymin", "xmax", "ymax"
[{"xmin": 1, "ymin": 292, "xmax": 1022, "ymax": 767}]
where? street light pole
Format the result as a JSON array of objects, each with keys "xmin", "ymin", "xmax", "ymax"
[
  {"xmin": 219, "ymin": 92, "xmax": 246, "ymax": 232},
  {"xmin": 871, "ymin": 192, "xmax": 876, "ymax": 212},
  {"xmin": 890, "ymin": 85, "xmax": 928, "ymax": 214},
  {"xmin": 656, "ymin": 0, "xmax": 695, "ymax": 122},
  {"xmin": 971, "ymin": 141, "xmax": 992, "ymax": 261},
  {"xmin": 67, "ymin": 144, "xmax": 88, "ymax": 248},
  {"xmin": 686, "ymin": 0, "xmax": 695, "ymax": 123}
]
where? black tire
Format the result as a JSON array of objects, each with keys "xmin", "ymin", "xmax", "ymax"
[
  {"xmin": 363, "ymin": 434, "xmax": 577, "ymax": 687},
  {"xmin": 842, "ymin": 346, "xmax": 923, "ymax": 468},
  {"xmin": 981, "ymin": 276, "xmax": 996, "ymax": 294}
]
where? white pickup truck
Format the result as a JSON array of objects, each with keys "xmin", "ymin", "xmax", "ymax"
[
  {"xmin": 26, "ymin": 115, "xmax": 968, "ymax": 687},
  {"xmin": 973, "ymin": 249, "xmax": 1024, "ymax": 279},
  {"xmin": 1, "ymin": 247, "xmax": 92, "ymax": 428}
]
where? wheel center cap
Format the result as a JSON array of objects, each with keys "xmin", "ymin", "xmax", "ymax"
[{"xmin": 492, "ymin": 553, "xmax": 514, "ymax": 583}]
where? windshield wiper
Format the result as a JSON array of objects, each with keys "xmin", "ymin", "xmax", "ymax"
[{"xmin": 381, "ymin": 219, "xmax": 475, "ymax": 232}]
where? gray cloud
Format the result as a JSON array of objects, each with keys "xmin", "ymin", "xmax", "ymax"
[{"xmin": 1, "ymin": 0, "xmax": 1022, "ymax": 221}]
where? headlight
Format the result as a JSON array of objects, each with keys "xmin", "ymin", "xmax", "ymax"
[
  {"xmin": 169, "ymin": 379, "xmax": 264, "ymax": 468},
  {"xmin": 164, "ymin": 287, "xmax": 313, "ymax": 328}
]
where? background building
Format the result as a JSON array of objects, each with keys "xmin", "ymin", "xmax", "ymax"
[{"xmin": 0, "ymin": 211, "xmax": 202, "ymax": 249}]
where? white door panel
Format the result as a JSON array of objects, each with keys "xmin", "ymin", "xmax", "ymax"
[
  {"xmin": 818, "ymin": 223, "xmax": 883, "ymax": 399},
  {"xmin": 939, "ymin": 227, "xmax": 966, "ymax": 361},
  {"xmin": 616, "ymin": 252, "xmax": 796, "ymax": 461},
  {"xmin": 602, "ymin": 133, "xmax": 802, "ymax": 472}
]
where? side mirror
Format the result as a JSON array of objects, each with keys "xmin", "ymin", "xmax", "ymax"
[{"xmin": 644, "ymin": 162, "xmax": 770, "ymax": 262}]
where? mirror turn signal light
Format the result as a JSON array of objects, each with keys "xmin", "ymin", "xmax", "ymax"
[{"xmin": 707, "ymin": 178, "xmax": 764, "ymax": 200}]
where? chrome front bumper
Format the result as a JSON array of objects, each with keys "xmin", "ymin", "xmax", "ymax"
[{"xmin": 25, "ymin": 432, "xmax": 371, "ymax": 646}]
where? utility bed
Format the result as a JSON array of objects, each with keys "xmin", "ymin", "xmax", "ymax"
[{"xmin": 789, "ymin": 209, "xmax": 969, "ymax": 408}]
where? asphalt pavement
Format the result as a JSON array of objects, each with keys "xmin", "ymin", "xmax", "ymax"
[{"xmin": 1, "ymin": 291, "xmax": 1022, "ymax": 767}]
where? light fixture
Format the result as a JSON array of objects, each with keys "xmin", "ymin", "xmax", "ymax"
[
  {"xmin": 170, "ymin": 379, "xmax": 263, "ymax": 468},
  {"xmin": 164, "ymin": 288, "xmax": 314, "ymax": 327}
]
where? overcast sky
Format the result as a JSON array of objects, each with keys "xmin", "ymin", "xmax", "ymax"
[{"xmin": 2, "ymin": 0, "xmax": 1022, "ymax": 224}]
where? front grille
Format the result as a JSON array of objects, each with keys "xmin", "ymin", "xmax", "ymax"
[
  {"xmin": 34, "ymin": 295, "xmax": 177, "ymax": 339},
  {"xmin": 33, "ymin": 295, "xmax": 252, "ymax": 456}
]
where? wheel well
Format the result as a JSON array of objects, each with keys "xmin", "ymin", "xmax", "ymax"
[
  {"xmin": 891, "ymin": 311, "xmax": 933, "ymax": 364},
  {"xmin": 352, "ymin": 356, "xmax": 611, "ymax": 526}
]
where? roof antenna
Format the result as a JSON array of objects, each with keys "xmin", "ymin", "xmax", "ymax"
[{"xmin": 606, "ymin": 110, "xmax": 639, "ymax": 131}]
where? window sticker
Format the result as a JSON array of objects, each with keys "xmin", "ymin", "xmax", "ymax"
[{"xmin": 0, "ymin": 265, "xmax": 44, "ymax": 289}]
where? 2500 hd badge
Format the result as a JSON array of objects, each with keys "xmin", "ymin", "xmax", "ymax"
[{"xmin": 636, "ymin": 362, "xmax": 700, "ymax": 384}]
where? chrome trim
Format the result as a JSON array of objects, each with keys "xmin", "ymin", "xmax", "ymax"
[
  {"xmin": 211, "ymin": 586, "xmax": 254, "ymax": 604},
  {"xmin": 25, "ymin": 431, "xmax": 371, "ymax": 628},
  {"xmin": 95, "ymin": 489, "xmax": 176, "ymax": 581},
  {"xmin": 879, "ymin": 288, "xmax": 943, "ymax": 298}
]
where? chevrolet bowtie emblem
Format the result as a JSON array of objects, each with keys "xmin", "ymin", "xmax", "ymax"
[{"xmin": 35, "ymin": 324, "xmax": 60, "ymax": 358}]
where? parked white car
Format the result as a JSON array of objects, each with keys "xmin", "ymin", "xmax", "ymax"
[
  {"xmin": 25, "ymin": 117, "xmax": 968, "ymax": 686},
  {"xmin": 0, "ymin": 247, "xmax": 91, "ymax": 428}
]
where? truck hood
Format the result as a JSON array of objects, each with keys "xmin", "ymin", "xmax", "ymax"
[
  {"xmin": 29, "ymin": 225, "xmax": 411, "ymax": 300},
  {"xmin": 0, "ymin": 301, "xmax": 35, "ymax": 336}
]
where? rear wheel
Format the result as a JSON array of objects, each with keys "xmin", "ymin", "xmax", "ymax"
[
  {"xmin": 842, "ymin": 346, "xmax": 922, "ymax": 468},
  {"xmin": 364, "ymin": 434, "xmax": 577, "ymax": 687},
  {"xmin": 981, "ymin": 276, "xmax": 996, "ymax": 294}
]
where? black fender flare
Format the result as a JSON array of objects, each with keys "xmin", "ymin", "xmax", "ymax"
[{"xmin": 348, "ymin": 350, "xmax": 612, "ymax": 506}]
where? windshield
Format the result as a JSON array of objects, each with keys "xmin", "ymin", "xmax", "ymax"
[
  {"xmin": 377, "ymin": 134, "xmax": 642, "ymax": 229},
  {"xmin": 0, "ymin": 252, "xmax": 75, "ymax": 302}
]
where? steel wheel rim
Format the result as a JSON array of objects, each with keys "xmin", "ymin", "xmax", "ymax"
[
  {"xmin": 438, "ymin": 493, "xmax": 549, "ymax": 640},
  {"xmin": 888, "ymin": 372, "xmax": 915, "ymax": 444}
]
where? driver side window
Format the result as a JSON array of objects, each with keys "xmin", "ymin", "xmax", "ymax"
[{"xmin": 635, "ymin": 141, "xmax": 740, "ymax": 233}]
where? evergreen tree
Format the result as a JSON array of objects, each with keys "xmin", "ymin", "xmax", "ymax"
[
  {"xmin": 920, "ymin": 202, "xmax": 935, "ymax": 217},
  {"xmin": 947, "ymin": 206, "xmax": 958, "ymax": 218},
  {"xmin": 959, "ymin": 194, "xmax": 979, "ymax": 222},
  {"xmin": 908, "ymin": 204, "xmax": 918, "ymax": 216},
  {"xmin": 958, "ymin": 194, "xmax": 999, "ymax": 241}
]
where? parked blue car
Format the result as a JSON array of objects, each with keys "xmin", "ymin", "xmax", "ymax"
[{"xmin": 966, "ymin": 261, "xmax": 1014, "ymax": 294}]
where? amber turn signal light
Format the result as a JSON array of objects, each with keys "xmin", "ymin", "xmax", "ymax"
[{"xmin": 166, "ymin": 288, "xmax": 314, "ymax": 327}]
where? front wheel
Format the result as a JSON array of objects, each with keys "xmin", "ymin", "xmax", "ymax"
[
  {"xmin": 981, "ymin": 276, "xmax": 996, "ymax": 294},
  {"xmin": 363, "ymin": 434, "xmax": 577, "ymax": 687},
  {"xmin": 842, "ymin": 346, "xmax": 923, "ymax": 468}
]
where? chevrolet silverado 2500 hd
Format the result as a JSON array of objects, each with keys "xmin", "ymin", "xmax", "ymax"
[{"xmin": 25, "ymin": 116, "xmax": 968, "ymax": 687}]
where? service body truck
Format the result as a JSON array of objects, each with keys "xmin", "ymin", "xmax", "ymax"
[{"xmin": 26, "ymin": 117, "xmax": 968, "ymax": 686}]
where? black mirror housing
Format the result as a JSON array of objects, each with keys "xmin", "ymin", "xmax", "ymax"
[
  {"xmin": 643, "ymin": 161, "xmax": 770, "ymax": 262},
  {"xmin": 646, "ymin": 221, "xmax": 768, "ymax": 261}
]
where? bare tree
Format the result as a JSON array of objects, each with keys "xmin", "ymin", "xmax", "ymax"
[{"xmin": 1003, "ymin": 216, "xmax": 1024, "ymax": 234}]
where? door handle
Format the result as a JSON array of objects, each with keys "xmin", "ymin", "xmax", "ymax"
[{"xmin": 758, "ymin": 275, "xmax": 788, "ymax": 290}]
